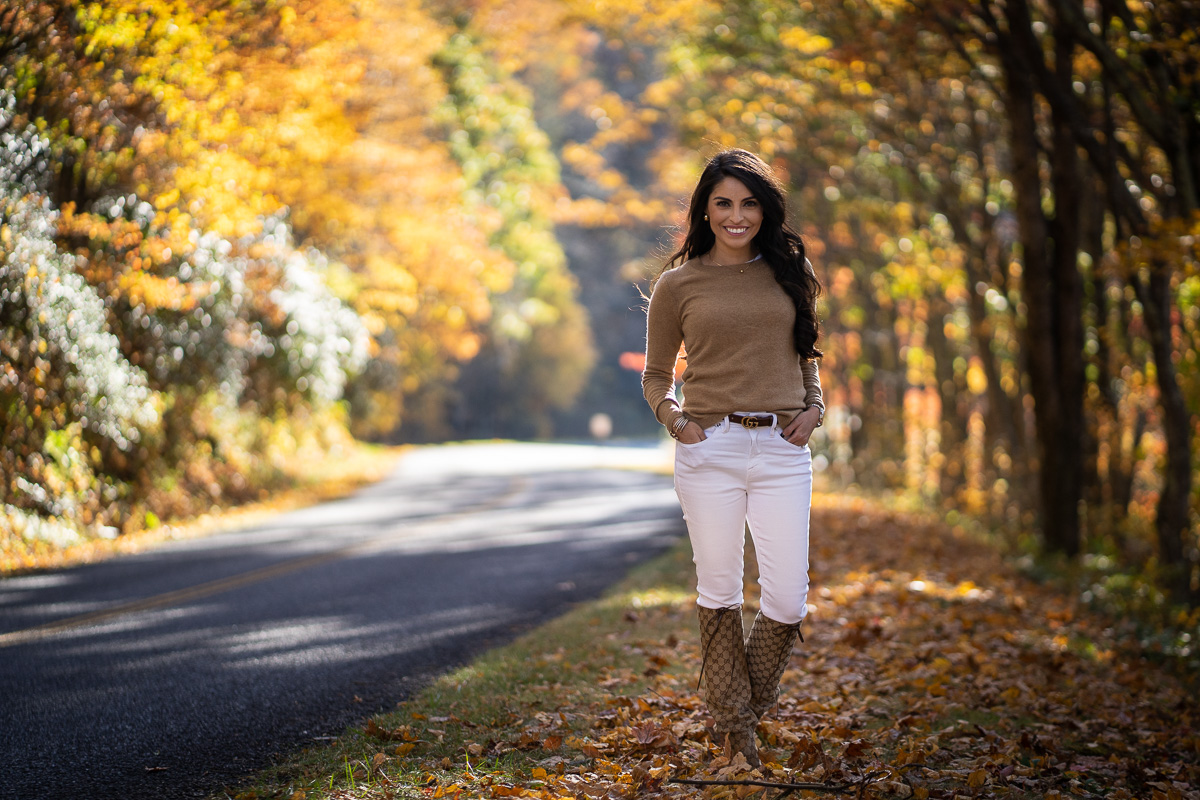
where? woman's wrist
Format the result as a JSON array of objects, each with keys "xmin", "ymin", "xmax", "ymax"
[
  {"xmin": 668, "ymin": 415, "xmax": 690, "ymax": 439},
  {"xmin": 807, "ymin": 404, "xmax": 824, "ymax": 427}
]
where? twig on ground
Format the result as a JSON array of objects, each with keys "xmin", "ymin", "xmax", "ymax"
[
  {"xmin": 645, "ymin": 687, "xmax": 687, "ymax": 710},
  {"xmin": 668, "ymin": 776, "xmax": 851, "ymax": 792}
]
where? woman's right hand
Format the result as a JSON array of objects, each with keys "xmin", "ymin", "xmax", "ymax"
[{"xmin": 676, "ymin": 420, "xmax": 707, "ymax": 444}]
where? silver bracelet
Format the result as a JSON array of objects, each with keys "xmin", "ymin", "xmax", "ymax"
[{"xmin": 670, "ymin": 416, "xmax": 689, "ymax": 438}]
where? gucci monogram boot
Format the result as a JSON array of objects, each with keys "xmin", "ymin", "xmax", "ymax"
[
  {"xmin": 696, "ymin": 605, "xmax": 760, "ymax": 767},
  {"xmin": 745, "ymin": 612, "xmax": 803, "ymax": 720}
]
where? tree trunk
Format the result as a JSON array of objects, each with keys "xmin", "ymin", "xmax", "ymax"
[
  {"xmin": 926, "ymin": 293, "xmax": 967, "ymax": 497},
  {"xmin": 1134, "ymin": 268, "xmax": 1196, "ymax": 601},
  {"xmin": 999, "ymin": 0, "xmax": 1084, "ymax": 555}
]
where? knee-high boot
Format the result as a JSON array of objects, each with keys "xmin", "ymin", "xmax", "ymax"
[
  {"xmin": 696, "ymin": 605, "xmax": 759, "ymax": 767},
  {"xmin": 745, "ymin": 612, "xmax": 802, "ymax": 720}
]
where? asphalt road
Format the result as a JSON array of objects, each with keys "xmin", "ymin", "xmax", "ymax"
[{"xmin": 0, "ymin": 441, "xmax": 684, "ymax": 800}]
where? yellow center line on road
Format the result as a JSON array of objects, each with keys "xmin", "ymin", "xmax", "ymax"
[
  {"xmin": 0, "ymin": 548, "xmax": 349, "ymax": 649},
  {"xmin": 0, "ymin": 476, "xmax": 531, "ymax": 649}
]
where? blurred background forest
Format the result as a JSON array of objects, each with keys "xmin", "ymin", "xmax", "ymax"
[{"xmin": 2, "ymin": 1, "xmax": 1198, "ymax": 620}]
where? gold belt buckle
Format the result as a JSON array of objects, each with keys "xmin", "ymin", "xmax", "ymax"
[{"xmin": 741, "ymin": 417, "xmax": 759, "ymax": 428}]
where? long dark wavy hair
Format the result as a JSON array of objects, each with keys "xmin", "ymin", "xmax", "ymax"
[{"xmin": 659, "ymin": 149, "xmax": 823, "ymax": 360}]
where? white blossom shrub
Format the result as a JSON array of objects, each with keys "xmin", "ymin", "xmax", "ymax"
[
  {"xmin": 93, "ymin": 202, "xmax": 370, "ymax": 409},
  {"xmin": 1, "ymin": 156, "xmax": 159, "ymax": 534},
  {"xmin": 1, "ymin": 96, "xmax": 369, "ymax": 541},
  {"xmin": 0, "ymin": 194, "xmax": 159, "ymax": 449},
  {"xmin": 252, "ymin": 218, "xmax": 370, "ymax": 406}
]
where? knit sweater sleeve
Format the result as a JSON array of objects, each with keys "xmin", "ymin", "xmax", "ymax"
[
  {"xmin": 801, "ymin": 358, "xmax": 824, "ymax": 412},
  {"xmin": 798, "ymin": 259, "xmax": 825, "ymax": 412},
  {"xmin": 642, "ymin": 275, "xmax": 686, "ymax": 428}
]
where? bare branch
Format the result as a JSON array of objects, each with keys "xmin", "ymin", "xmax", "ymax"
[
  {"xmin": 1045, "ymin": 0, "xmax": 1167, "ymax": 143},
  {"xmin": 669, "ymin": 776, "xmax": 853, "ymax": 792}
]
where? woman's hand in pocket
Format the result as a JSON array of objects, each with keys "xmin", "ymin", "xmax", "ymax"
[
  {"xmin": 676, "ymin": 420, "xmax": 708, "ymax": 444},
  {"xmin": 781, "ymin": 407, "xmax": 820, "ymax": 446}
]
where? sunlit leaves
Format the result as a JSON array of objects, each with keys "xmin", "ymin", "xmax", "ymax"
[{"xmin": 779, "ymin": 25, "xmax": 832, "ymax": 56}]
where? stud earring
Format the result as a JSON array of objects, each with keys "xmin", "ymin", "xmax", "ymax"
[{"xmin": 704, "ymin": 214, "xmax": 709, "ymax": 220}]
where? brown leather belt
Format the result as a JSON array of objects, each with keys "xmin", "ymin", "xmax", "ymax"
[{"xmin": 728, "ymin": 414, "xmax": 773, "ymax": 429}]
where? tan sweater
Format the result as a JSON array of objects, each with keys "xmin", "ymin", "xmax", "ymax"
[{"xmin": 642, "ymin": 256, "xmax": 824, "ymax": 431}]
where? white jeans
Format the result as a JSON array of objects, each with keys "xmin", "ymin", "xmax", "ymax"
[{"xmin": 673, "ymin": 414, "xmax": 813, "ymax": 624}]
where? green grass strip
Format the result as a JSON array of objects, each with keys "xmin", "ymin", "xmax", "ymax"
[{"xmin": 220, "ymin": 537, "xmax": 699, "ymax": 799}]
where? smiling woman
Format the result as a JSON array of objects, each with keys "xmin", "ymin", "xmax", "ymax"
[
  {"xmin": 704, "ymin": 177, "xmax": 763, "ymax": 259},
  {"xmin": 641, "ymin": 148, "xmax": 825, "ymax": 769}
]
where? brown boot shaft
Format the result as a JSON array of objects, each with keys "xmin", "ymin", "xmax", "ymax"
[
  {"xmin": 696, "ymin": 605, "xmax": 759, "ymax": 767},
  {"xmin": 745, "ymin": 612, "xmax": 802, "ymax": 720}
]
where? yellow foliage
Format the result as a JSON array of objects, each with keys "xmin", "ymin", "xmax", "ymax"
[
  {"xmin": 779, "ymin": 25, "xmax": 833, "ymax": 55},
  {"xmin": 117, "ymin": 272, "xmax": 196, "ymax": 312}
]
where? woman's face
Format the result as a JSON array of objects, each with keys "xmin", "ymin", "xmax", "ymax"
[{"xmin": 705, "ymin": 176, "xmax": 762, "ymax": 253}]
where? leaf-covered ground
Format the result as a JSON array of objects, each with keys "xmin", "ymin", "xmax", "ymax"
[{"xmin": 234, "ymin": 494, "xmax": 1198, "ymax": 800}]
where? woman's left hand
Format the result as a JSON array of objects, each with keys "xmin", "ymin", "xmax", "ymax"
[{"xmin": 780, "ymin": 406, "xmax": 820, "ymax": 446}]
